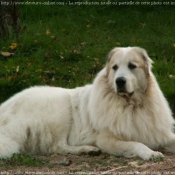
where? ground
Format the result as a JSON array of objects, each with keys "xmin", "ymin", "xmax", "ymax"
[{"xmin": 1, "ymin": 153, "xmax": 175, "ymax": 175}]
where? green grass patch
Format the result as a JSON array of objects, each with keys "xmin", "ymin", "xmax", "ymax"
[
  {"xmin": 0, "ymin": 154, "xmax": 46, "ymax": 167},
  {"xmin": 153, "ymin": 156, "xmax": 164, "ymax": 163},
  {"xmin": 0, "ymin": 4, "xmax": 175, "ymax": 113}
]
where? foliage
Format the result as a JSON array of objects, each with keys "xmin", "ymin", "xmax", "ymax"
[
  {"xmin": 0, "ymin": 4, "xmax": 175, "ymax": 112},
  {"xmin": 0, "ymin": 154, "xmax": 46, "ymax": 166}
]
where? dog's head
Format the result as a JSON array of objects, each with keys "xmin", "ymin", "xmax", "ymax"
[{"xmin": 106, "ymin": 47, "xmax": 153, "ymax": 98}]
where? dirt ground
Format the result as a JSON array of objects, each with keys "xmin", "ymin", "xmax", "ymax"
[{"xmin": 1, "ymin": 153, "xmax": 175, "ymax": 175}]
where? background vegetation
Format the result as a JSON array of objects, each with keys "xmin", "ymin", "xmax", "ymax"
[
  {"xmin": 0, "ymin": 1, "xmax": 175, "ymax": 115},
  {"xmin": 0, "ymin": 0, "xmax": 175, "ymax": 169}
]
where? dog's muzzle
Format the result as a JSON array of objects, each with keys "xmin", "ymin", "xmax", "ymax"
[
  {"xmin": 116, "ymin": 77, "xmax": 134, "ymax": 97},
  {"xmin": 116, "ymin": 77, "xmax": 126, "ymax": 92}
]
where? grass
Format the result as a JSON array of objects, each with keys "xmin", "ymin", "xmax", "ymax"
[
  {"xmin": 0, "ymin": 6, "xmax": 175, "ymax": 103},
  {"xmin": 0, "ymin": 154, "xmax": 46, "ymax": 167},
  {"xmin": 0, "ymin": 1, "xmax": 175, "ymax": 166}
]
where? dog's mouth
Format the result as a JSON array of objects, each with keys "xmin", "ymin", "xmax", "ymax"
[{"xmin": 118, "ymin": 90, "xmax": 134, "ymax": 98}]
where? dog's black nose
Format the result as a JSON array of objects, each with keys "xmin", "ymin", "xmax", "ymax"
[{"xmin": 116, "ymin": 77, "xmax": 126, "ymax": 88}]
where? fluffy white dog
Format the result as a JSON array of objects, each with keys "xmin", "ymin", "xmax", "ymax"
[{"xmin": 0, "ymin": 47, "xmax": 175, "ymax": 160}]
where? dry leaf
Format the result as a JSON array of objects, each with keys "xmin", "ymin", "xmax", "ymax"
[
  {"xmin": 129, "ymin": 161, "xmax": 139, "ymax": 168},
  {"xmin": 1, "ymin": 51, "xmax": 14, "ymax": 57},
  {"xmin": 140, "ymin": 23, "xmax": 146, "ymax": 27},
  {"xmin": 33, "ymin": 40, "xmax": 38, "ymax": 44},
  {"xmin": 169, "ymin": 74, "xmax": 175, "ymax": 79},
  {"xmin": 46, "ymin": 29, "xmax": 51, "ymax": 35},
  {"xmin": 50, "ymin": 36, "xmax": 57, "ymax": 40},
  {"xmin": 72, "ymin": 50, "xmax": 79, "ymax": 54},
  {"xmin": 9, "ymin": 42, "xmax": 18, "ymax": 50},
  {"xmin": 36, "ymin": 69, "xmax": 43, "ymax": 72},
  {"xmin": 86, "ymin": 24, "xmax": 91, "ymax": 28},
  {"xmin": 60, "ymin": 55, "xmax": 64, "ymax": 59},
  {"xmin": 80, "ymin": 42, "xmax": 86, "ymax": 47},
  {"xmin": 116, "ymin": 42, "xmax": 121, "ymax": 46},
  {"xmin": 8, "ymin": 75, "xmax": 18, "ymax": 81},
  {"xmin": 45, "ymin": 52, "xmax": 51, "ymax": 58},
  {"xmin": 16, "ymin": 66, "xmax": 20, "ymax": 73},
  {"xmin": 52, "ymin": 77, "xmax": 55, "ymax": 81}
]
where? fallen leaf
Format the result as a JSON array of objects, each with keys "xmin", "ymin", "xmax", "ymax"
[
  {"xmin": 33, "ymin": 40, "xmax": 38, "ymax": 44},
  {"xmin": 116, "ymin": 42, "xmax": 121, "ymax": 46},
  {"xmin": 45, "ymin": 52, "xmax": 51, "ymax": 58},
  {"xmin": 16, "ymin": 66, "xmax": 20, "ymax": 73},
  {"xmin": 36, "ymin": 69, "xmax": 43, "ymax": 72},
  {"xmin": 169, "ymin": 74, "xmax": 175, "ymax": 79},
  {"xmin": 50, "ymin": 36, "xmax": 57, "ymax": 40},
  {"xmin": 80, "ymin": 42, "xmax": 86, "ymax": 47},
  {"xmin": 129, "ymin": 161, "xmax": 139, "ymax": 168},
  {"xmin": 60, "ymin": 55, "xmax": 64, "ymax": 59},
  {"xmin": 140, "ymin": 23, "xmax": 146, "ymax": 27},
  {"xmin": 9, "ymin": 43, "xmax": 18, "ymax": 50},
  {"xmin": 72, "ymin": 50, "xmax": 79, "ymax": 54},
  {"xmin": 46, "ymin": 29, "xmax": 51, "ymax": 35},
  {"xmin": 27, "ymin": 63, "xmax": 31, "ymax": 67},
  {"xmin": 86, "ymin": 24, "xmax": 91, "ymax": 28},
  {"xmin": 1, "ymin": 51, "xmax": 14, "ymax": 57},
  {"xmin": 52, "ymin": 77, "xmax": 55, "ymax": 81},
  {"xmin": 8, "ymin": 75, "xmax": 18, "ymax": 81}
]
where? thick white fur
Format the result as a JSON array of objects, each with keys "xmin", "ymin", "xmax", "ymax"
[{"xmin": 0, "ymin": 47, "xmax": 175, "ymax": 160}]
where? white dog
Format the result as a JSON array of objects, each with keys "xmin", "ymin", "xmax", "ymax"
[{"xmin": 0, "ymin": 47, "xmax": 175, "ymax": 160}]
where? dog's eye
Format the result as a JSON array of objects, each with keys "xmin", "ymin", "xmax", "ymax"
[
  {"xmin": 112, "ymin": 65, "xmax": 118, "ymax": 71},
  {"xmin": 128, "ymin": 63, "xmax": 137, "ymax": 70}
]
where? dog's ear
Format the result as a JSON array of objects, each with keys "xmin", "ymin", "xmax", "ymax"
[
  {"xmin": 106, "ymin": 47, "xmax": 121, "ymax": 75},
  {"xmin": 132, "ymin": 47, "xmax": 153, "ymax": 76},
  {"xmin": 106, "ymin": 47, "xmax": 122, "ymax": 62}
]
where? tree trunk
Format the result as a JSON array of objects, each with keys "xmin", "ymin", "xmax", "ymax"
[{"xmin": 0, "ymin": 0, "xmax": 21, "ymax": 40}]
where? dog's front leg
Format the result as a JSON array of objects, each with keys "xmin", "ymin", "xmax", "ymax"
[
  {"xmin": 96, "ymin": 129, "xmax": 164, "ymax": 160},
  {"xmin": 164, "ymin": 136, "xmax": 175, "ymax": 153}
]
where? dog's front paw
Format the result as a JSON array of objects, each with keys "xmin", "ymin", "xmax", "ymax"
[
  {"xmin": 141, "ymin": 150, "xmax": 164, "ymax": 160},
  {"xmin": 148, "ymin": 151, "xmax": 164, "ymax": 160},
  {"xmin": 135, "ymin": 143, "xmax": 164, "ymax": 160}
]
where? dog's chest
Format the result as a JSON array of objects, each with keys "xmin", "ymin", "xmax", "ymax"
[{"xmin": 112, "ymin": 105, "xmax": 161, "ymax": 147}]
